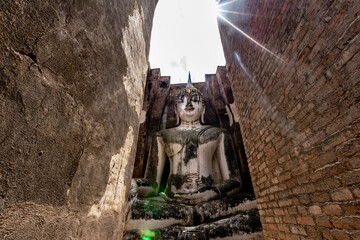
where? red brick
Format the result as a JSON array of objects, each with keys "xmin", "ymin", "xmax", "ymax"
[
  {"xmin": 331, "ymin": 188, "xmax": 354, "ymax": 201},
  {"xmin": 291, "ymin": 163, "xmax": 309, "ymax": 176},
  {"xmin": 331, "ymin": 216, "xmax": 360, "ymax": 230},
  {"xmin": 310, "ymin": 192, "xmax": 331, "ymax": 203},
  {"xmin": 278, "ymin": 198, "xmax": 292, "ymax": 207},
  {"xmin": 342, "ymin": 203, "xmax": 360, "ymax": 215},
  {"xmin": 270, "ymin": 225, "xmax": 280, "ymax": 231},
  {"xmin": 278, "ymin": 224, "xmax": 290, "ymax": 233},
  {"xmin": 315, "ymin": 177, "xmax": 342, "ymax": 192},
  {"xmin": 323, "ymin": 204, "xmax": 344, "ymax": 216},
  {"xmin": 297, "ymin": 195, "xmax": 310, "ymax": 205},
  {"xmin": 285, "ymin": 233, "xmax": 301, "ymax": 240},
  {"xmin": 320, "ymin": 228, "xmax": 353, "ymax": 240},
  {"xmin": 283, "ymin": 216, "xmax": 297, "ymax": 224},
  {"xmin": 297, "ymin": 206, "xmax": 308, "ymax": 215},
  {"xmin": 352, "ymin": 187, "xmax": 360, "ymax": 198},
  {"xmin": 309, "ymin": 205, "xmax": 322, "ymax": 215},
  {"xmin": 290, "ymin": 225, "xmax": 307, "ymax": 236},
  {"xmin": 287, "ymin": 207, "xmax": 298, "ymax": 215},
  {"xmin": 315, "ymin": 216, "xmax": 333, "ymax": 228},
  {"xmin": 339, "ymin": 170, "xmax": 360, "ymax": 186},
  {"xmin": 297, "ymin": 216, "xmax": 315, "ymax": 226},
  {"xmin": 274, "ymin": 208, "xmax": 286, "ymax": 216},
  {"xmin": 348, "ymin": 157, "xmax": 360, "ymax": 168},
  {"xmin": 265, "ymin": 216, "xmax": 275, "ymax": 223},
  {"xmin": 332, "ymin": 229, "xmax": 352, "ymax": 240},
  {"xmin": 319, "ymin": 228, "xmax": 332, "ymax": 240},
  {"xmin": 305, "ymin": 226, "xmax": 322, "ymax": 240},
  {"xmin": 278, "ymin": 232, "xmax": 286, "ymax": 239}
]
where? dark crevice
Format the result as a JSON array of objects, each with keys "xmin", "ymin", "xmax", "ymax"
[
  {"xmin": 14, "ymin": 49, "xmax": 44, "ymax": 74},
  {"xmin": 18, "ymin": 50, "xmax": 38, "ymax": 64}
]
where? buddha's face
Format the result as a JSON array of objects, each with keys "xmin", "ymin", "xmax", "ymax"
[{"xmin": 176, "ymin": 93, "xmax": 204, "ymax": 123}]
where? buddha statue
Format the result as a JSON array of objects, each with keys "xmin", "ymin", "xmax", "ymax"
[
  {"xmin": 124, "ymin": 74, "xmax": 262, "ymax": 239},
  {"xmin": 131, "ymin": 74, "xmax": 241, "ymax": 206}
]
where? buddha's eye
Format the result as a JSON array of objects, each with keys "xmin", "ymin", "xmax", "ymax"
[
  {"xmin": 192, "ymin": 95, "xmax": 199, "ymax": 102},
  {"xmin": 177, "ymin": 95, "xmax": 186, "ymax": 103}
]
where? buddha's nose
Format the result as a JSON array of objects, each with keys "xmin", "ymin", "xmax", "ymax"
[{"xmin": 186, "ymin": 98, "xmax": 193, "ymax": 106}]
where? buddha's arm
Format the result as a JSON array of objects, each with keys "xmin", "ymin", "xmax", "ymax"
[
  {"xmin": 214, "ymin": 131, "xmax": 242, "ymax": 195},
  {"xmin": 133, "ymin": 136, "xmax": 166, "ymax": 197}
]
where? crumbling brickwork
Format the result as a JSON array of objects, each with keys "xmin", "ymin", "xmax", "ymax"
[
  {"xmin": 133, "ymin": 69, "xmax": 171, "ymax": 178},
  {"xmin": 218, "ymin": 0, "xmax": 359, "ymax": 239}
]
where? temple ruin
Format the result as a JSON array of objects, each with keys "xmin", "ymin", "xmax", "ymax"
[{"xmin": 0, "ymin": 0, "xmax": 359, "ymax": 239}]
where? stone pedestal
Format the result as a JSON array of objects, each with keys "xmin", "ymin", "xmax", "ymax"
[{"xmin": 124, "ymin": 193, "xmax": 263, "ymax": 239}]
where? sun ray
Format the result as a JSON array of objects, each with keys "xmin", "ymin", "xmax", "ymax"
[
  {"xmin": 219, "ymin": 9, "xmax": 259, "ymax": 17},
  {"xmin": 217, "ymin": 0, "xmax": 239, "ymax": 8},
  {"xmin": 217, "ymin": 14, "xmax": 284, "ymax": 62}
]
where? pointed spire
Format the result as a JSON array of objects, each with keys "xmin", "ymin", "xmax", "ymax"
[
  {"xmin": 177, "ymin": 71, "xmax": 203, "ymax": 98},
  {"xmin": 186, "ymin": 72, "xmax": 193, "ymax": 88}
]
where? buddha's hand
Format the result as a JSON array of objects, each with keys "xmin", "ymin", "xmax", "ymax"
[
  {"xmin": 174, "ymin": 187, "xmax": 220, "ymax": 205},
  {"xmin": 131, "ymin": 178, "xmax": 158, "ymax": 198},
  {"xmin": 129, "ymin": 179, "xmax": 138, "ymax": 200}
]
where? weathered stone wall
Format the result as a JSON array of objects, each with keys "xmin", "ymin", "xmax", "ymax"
[
  {"xmin": 0, "ymin": 0, "xmax": 157, "ymax": 239},
  {"xmin": 219, "ymin": 0, "xmax": 359, "ymax": 239}
]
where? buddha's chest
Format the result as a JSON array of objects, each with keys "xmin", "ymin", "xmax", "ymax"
[{"xmin": 162, "ymin": 127, "xmax": 219, "ymax": 165}]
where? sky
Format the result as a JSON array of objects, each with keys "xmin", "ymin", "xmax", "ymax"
[{"xmin": 149, "ymin": 0, "xmax": 225, "ymax": 83}]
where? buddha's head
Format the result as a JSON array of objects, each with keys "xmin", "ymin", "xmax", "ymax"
[{"xmin": 175, "ymin": 73, "xmax": 205, "ymax": 124}]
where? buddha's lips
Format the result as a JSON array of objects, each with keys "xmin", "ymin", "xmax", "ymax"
[{"xmin": 185, "ymin": 106, "xmax": 194, "ymax": 111}]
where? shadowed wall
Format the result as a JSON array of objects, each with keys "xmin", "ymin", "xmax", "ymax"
[{"xmin": 0, "ymin": 0, "xmax": 157, "ymax": 239}]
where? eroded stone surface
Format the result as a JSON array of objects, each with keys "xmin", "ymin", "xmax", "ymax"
[{"xmin": 0, "ymin": 0, "xmax": 157, "ymax": 239}]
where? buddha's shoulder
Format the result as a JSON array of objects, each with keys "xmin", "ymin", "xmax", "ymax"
[
  {"xmin": 198, "ymin": 125, "xmax": 228, "ymax": 142},
  {"xmin": 156, "ymin": 128, "xmax": 178, "ymax": 137},
  {"xmin": 200, "ymin": 125, "xmax": 227, "ymax": 133},
  {"xmin": 156, "ymin": 128, "xmax": 179, "ymax": 142},
  {"xmin": 158, "ymin": 126, "xmax": 229, "ymax": 143},
  {"xmin": 157, "ymin": 125, "xmax": 224, "ymax": 134}
]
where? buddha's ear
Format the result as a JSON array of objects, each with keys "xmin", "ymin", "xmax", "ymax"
[
  {"xmin": 175, "ymin": 106, "xmax": 180, "ymax": 125},
  {"xmin": 201, "ymin": 106, "xmax": 205, "ymax": 125}
]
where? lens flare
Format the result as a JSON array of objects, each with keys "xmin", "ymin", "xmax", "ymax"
[
  {"xmin": 234, "ymin": 52, "xmax": 251, "ymax": 78},
  {"xmin": 140, "ymin": 229, "xmax": 159, "ymax": 240},
  {"xmin": 217, "ymin": 0, "xmax": 239, "ymax": 8},
  {"xmin": 233, "ymin": 52, "xmax": 300, "ymax": 151},
  {"xmin": 218, "ymin": 9, "xmax": 259, "ymax": 17},
  {"xmin": 217, "ymin": 14, "xmax": 283, "ymax": 62},
  {"xmin": 215, "ymin": 0, "xmax": 284, "ymax": 62}
]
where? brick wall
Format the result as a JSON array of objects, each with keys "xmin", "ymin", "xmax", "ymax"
[
  {"xmin": 218, "ymin": 0, "xmax": 359, "ymax": 239},
  {"xmin": 133, "ymin": 69, "xmax": 170, "ymax": 177}
]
